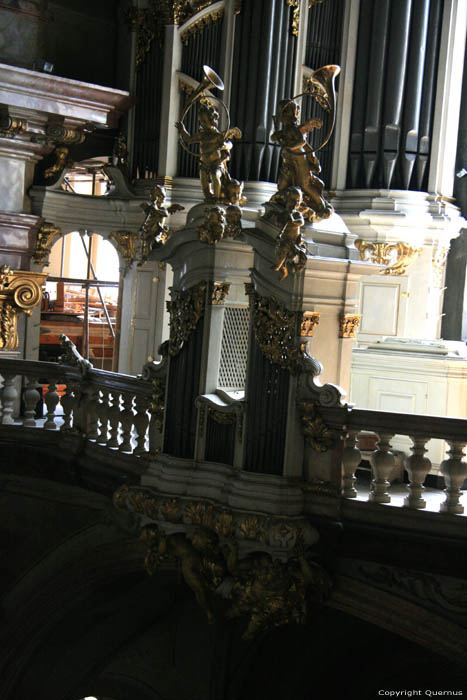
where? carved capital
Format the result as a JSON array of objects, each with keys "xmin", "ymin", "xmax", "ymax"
[
  {"xmin": 339, "ymin": 313, "xmax": 361, "ymax": 339},
  {"xmin": 166, "ymin": 281, "xmax": 207, "ymax": 356},
  {"xmin": 211, "ymin": 281, "xmax": 230, "ymax": 305},
  {"xmin": 0, "ymin": 267, "xmax": 46, "ymax": 350},
  {"xmin": 355, "ymin": 240, "xmax": 421, "ymax": 276},
  {"xmin": 301, "ymin": 311, "xmax": 320, "ymax": 337},
  {"xmin": 33, "ymin": 221, "xmax": 62, "ymax": 264}
]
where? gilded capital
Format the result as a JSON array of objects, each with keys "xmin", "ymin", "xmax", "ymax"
[
  {"xmin": 301, "ymin": 311, "xmax": 320, "ymax": 337},
  {"xmin": 0, "ymin": 266, "xmax": 46, "ymax": 350},
  {"xmin": 211, "ymin": 281, "xmax": 230, "ymax": 305},
  {"xmin": 339, "ymin": 313, "xmax": 361, "ymax": 339},
  {"xmin": 109, "ymin": 230, "xmax": 138, "ymax": 270}
]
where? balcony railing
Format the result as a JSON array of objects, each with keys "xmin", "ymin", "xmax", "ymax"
[{"xmin": 0, "ymin": 337, "xmax": 466, "ymax": 519}]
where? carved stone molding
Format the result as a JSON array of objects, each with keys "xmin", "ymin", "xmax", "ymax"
[
  {"xmin": 246, "ymin": 284, "xmax": 303, "ymax": 373},
  {"xmin": 0, "ymin": 266, "xmax": 46, "ymax": 350},
  {"xmin": 33, "ymin": 221, "xmax": 62, "ymax": 265},
  {"xmin": 109, "ymin": 230, "xmax": 138, "ymax": 271},
  {"xmin": 432, "ymin": 245, "xmax": 449, "ymax": 288},
  {"xmin": 211, "ymin": 281, "xmax": 230, "ymax": 305},
  {"xmin": 300, "ymin": 401, "xmax": 336, "ymax": 452},
  {"xmin": 355, "ymin": 240, "xmax": 422, "ymax": 276},
  {"xmin": 301, "ymin": 311, "xmax": 320, "ymax": 337},
  {"xmin": 113, "ymin": 484, "xmax": 331, "ymax": 638},
  {"xmin": 339, "ymin": 313, "xmax": 361, "ymax": 339},
  {"xmin": 166, "ymin": 281, "xmax": 207, "ymax": 356}
]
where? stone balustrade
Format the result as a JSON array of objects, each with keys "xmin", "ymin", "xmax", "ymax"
[
  {"xmin": 0, "ymin": 352, "xmax": 163, "ymax": 459},
  {"xmin": 321, "ymin": 405, "xmax": 467, "ymax": 516}
]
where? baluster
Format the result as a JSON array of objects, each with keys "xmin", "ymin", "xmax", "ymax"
[
  {"xmin": 1, "ymin": 373, "xmax": 18, "ymax": 425},
  {"xmin": 60, "ymin": 381, "xmax": 76, "ymax": 431},
  {"xmin": 133, "ymin": 394, "xmax": 149, "ymax": 456},
  {"xmin": 119, "ymin": 392, "xmax": 135, "ymax": 453},
  {"xmin": 440, "ymin": 441, "xmax": 467, "ymax": 515},
  {"xmin": 107, "ymin": 391, "xmax": 121, "ymax": 448},
  {"xmin": 369, "ymin": 432, "xmax": 395, "ymax": 504},
  {"xmin": 404, "ymin": 436, "xmax": 431, "ymax": 509},
  {"xmin": 342, "ymin": 430, "xmax": 361, "ymax": 498},
  {"xmin": 97, "ymin": 389, "xmax": 110, "ymax": 445},
  {"xmin": 84, "ymin": 386, "xmax": 99, "ymax": 440},
  {"xmin": 44, "ymin": 379, "xmax": 59, "ymax": 429},
  {"xmin": 23, "ymin": 377, "xmax": 40, "ymax": 427}
]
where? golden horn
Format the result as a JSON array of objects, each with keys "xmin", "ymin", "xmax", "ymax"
[
  {"xmin": 186, "ymin": 65, "xmax": 224, "ymax": 109},
  {"xmin": 308, "ymin": 64, "xmax": 340, "ymax": 152}
]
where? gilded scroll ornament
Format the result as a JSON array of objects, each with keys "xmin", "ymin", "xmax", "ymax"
[
  {"xmin": 0, "ymin": 114, "xmax": 27, "ymax": 137},
  {"xmin": 274, "ymin": 186, "xmax": 308, "ymax": 280},
  {"xmin": 33, "ymin": 222, "xmax": 62, "ymax": 264},
  {"xmin": 109, "ymin": 230, "xmax": 138, "ymax": 270},
  {"xmin": 246, "ymin": 286, "xmax": 304, "ymax": 373},
  {"xmin": 300, "ymin": 401, "xmax": 336, "ymax": 452},
  {"xmin": 180, "ymin": 8, "xmax": 223, "ymax": 43},
  {"xmin": 44, "ymin": 146, "xmax": 70, "ymax": 182},
  {"xmin": 211, "ymin": 281, "xmax": 231, "ymax": 305},
  {"xmin": 166, "ymin": 281, "xmax": 207, "ymax": 356},
  {"xmin": 355, "ymin": 240, "xmax": 422, "ymax": 276},
  {"xmin": 301, "ymin": 311, "xmax": 320, "ymax": 337},
  {"xmin": 0, "ymin": 267, "xmax": 46, "ymax": 350},
  {"xmin": 138, "ymin": 186, "xmax": 184, "ymax": 264},
  {"xmin": 208, "ymin": 407, "xmax": 236, "ymax": 425},
  {"xmin": 270, "ymin": 65, "xmax": 340, "ymax": 222},
  {"xmin": 339, "ymin": 313, "xmax": 361, "ymax": 339},
  {"xmin": 198, "ymin": 206, "xmax": 225, "ymax": 244}
]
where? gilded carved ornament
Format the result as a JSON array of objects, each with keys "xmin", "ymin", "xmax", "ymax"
[
  {"xmin": 208, "ymin": 407, "xmax": 236, "ymax": 425},
  {"xmin": 166, "ymin": 281, "xmax": 207, "ymax": 356},
  {"xmin": 109, "ymin": 231, "xmax": 138, "ymax": 271},
  {"xmin": 138, "ymin": 186, "xmax": 184, "ymax": 265},
  {"xmin": 33, "ymin": 222, "xmax": 63, "ymax": 265},
  {"xmin": 300, "ymin": 401, "xmax": 336, "ymax": 452},
  {"xmin": 246, "ymin": 285, "xmax": 304, "ymax": 374},
  {"xmin": 113, "ymin": 485, "xmax": 331, "ymax": 638},
  {"xmin": 355, "ymin": 240, "xmax": 422, "ymax": 276},
  {"xmin": 180, "ymin": 8, "xmax": 223, "ymax": 43},
  {"xmin": 339, "ymin": 313, "xmax": 361, "ymax": 339},
  {"xmin": 274, "ymin": 186, "xmax": 308, "ymax": 280},
  {"xmin": 0, "ymin": 266, "xmax": 46, "ymax": 351},
  {"xmin": 0, "ymin": 114, "xmax": 27, "ymax": 138},
  {"xmin": 149, "ymin": 376, "xmax": 166, "ymax": 428},
  {"xmin": 211, "ymin": 281, "xmax": 230, "ymax": 305},
  {"xmin": 301, "ymin": 311, "xmax": 320, "ymax": 337}
]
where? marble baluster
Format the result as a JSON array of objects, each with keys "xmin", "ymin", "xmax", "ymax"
[
  {"xmin": 1, "ymin": 374, "xmax": 18, "ymax": 425},
  {"xmin": 440, "ymin": 441, "xmax": 467, "ymax": 515},
  {"xmin": 342, "ymin": 430, "xmax": 361, "ymax": 498},
  {"xmin": 97, "ymin": 389, "xmax": 110, "ymax": 445},
  {"xmin": 119, "ymin": 392, "xmax": 135, "ymax": 453},
  {"xmin": 107, "ymin": 392, "xmax": 121, "ymax": 448},
  {"xmin": 60, "ymin": 381, "xmax": 76, "ymax": 432},
  {"xmin": 44, "ymin": 379, "xmax": 59, "ymax": 430},
  {"xmin": 23, "ymin": 377, "xmax": 40, "ymax": 427},
  {"xmin": 133, "ymin": 394, "xmax": 149, "ymax": 456},
  {"xmin": 369, "ymin": 432, "xmax": 395, "ymax": 504},
  {"xmin": 404, "ymin": 436, "xmax": 431, "ymax": 509}
]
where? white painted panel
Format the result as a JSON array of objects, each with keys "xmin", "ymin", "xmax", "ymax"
[
  {"xmin": 368, "ymin": 376, "xmax": 428, "ymax": 414},
  {"xmin": 131, "ymin": 328, "xmax": 149, "ymax": 375},
  {"xmin": 360, "ymin": 283, "xmax": 400, "ymax": 335},
  {"xmin": 134, "ymin": 269, "xmax": 154, "ymax": 320}
]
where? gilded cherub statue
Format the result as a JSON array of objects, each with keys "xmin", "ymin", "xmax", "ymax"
[
  {"xmin": 138, "ymin": 185, "xmax": 184, "ymax": 265},
  {"xmin": 274, "ymin": 186, "xmax": 308, "ymax": 280},
  {"xmin": 270, "ymin": 64, "xmax": 340, "ymax": 223},
  {"xmin": 176, "ymin": 100, "xmax": 242, "ymax": 203}
]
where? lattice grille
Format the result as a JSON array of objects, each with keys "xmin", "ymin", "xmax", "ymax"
[{"xmin": 218, "ymin": 307, "xmax": 250, "ymax": 389}]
